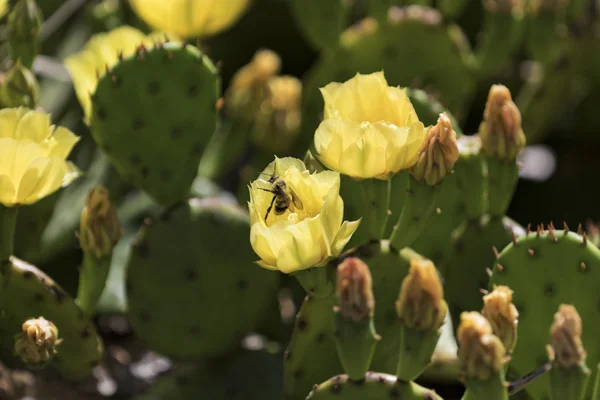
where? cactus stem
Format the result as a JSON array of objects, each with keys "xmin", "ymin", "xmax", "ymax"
[
  {"xmin": 493, "ymin": 246, "xmax": 500, "ymax": 259},
  {"xmin": 528, "ymin": 249, "xmax": 535, "ymax": 256}
]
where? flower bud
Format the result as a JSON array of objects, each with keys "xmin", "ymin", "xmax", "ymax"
[
  {"xmin": 457, "ymin": 312, "xmax": 506, "ymax": 380},
  {"xmin": 482, "ymin": 285, "xmax": 519, "ymax": 354},
  {"xmin": 224, "ymin": 49, "xmax": 281, "ymax": 123},
  {"xmin": 336, "ymin": 257, "xmax": 375, "ymax": 323},
  {"xmin": 396, "ymin": 259, "xmax": 447, "ymax": 331},
  {"xmin": 79, "ymin": 186, "xmax": 121, "ymax": 259},
  {"xmin": 547, "ymin": 304, "xmax": 586, "ymax": 369},
  {"xmin": 0, "ymin": 60, "xmax": 39, "ymax": 108},
  {"xmin": 251, "ymin": 76, "xmax": 302, "ymax": 153},
  {"xmin": 7, "ymin": 0, "xmax": 43, "ymax": 68},
  {"xmin": 483, "ymin": 0, "xmax": 524, "ymax": 13},
  {"xmin": 14, "ymin": 317, "xmax": 62, "ymax": 367},
  {"xmin": 479, "ymin": 85, "xmax": 526, "ymax": 160},
  {"xmin": 410, "ymin": 113, "xmax": 459, "ymax": 186}
]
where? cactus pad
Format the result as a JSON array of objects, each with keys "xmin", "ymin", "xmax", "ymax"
[
  {"xmin": 489, "ymin": 226, "xmax": 600, "ymax": 399},
  {"xmin": 306, "ymin": 372, "xmax": 442, "ymax": 399},
  {"xmin": 126, "ymin": 198, "xmax": 279, "ymax": 359},
  {"xmin": 90, "ymin": 42, "xmax": 219, "ymax": 206},
  {"xmin": 0, "ymin": 257, "xmax": 103, "ymax": 380}
]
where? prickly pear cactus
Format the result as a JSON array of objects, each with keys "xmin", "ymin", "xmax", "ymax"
[
  {"xmin": 90, "ymin": 42, "xmax": 219, "ymax": 206},
  {"xmin": 126, "ymin": 197, "xmax": 279, "ymax": 359},
  {"xmin": 0, "ymin": 257, "xmax": 103, "ymax": 381},
  {"xmin": 489, "ymin": 225, "xmax": 600, "ymax": 399},
  {"xmin": 284, "ymin": 241, "xmax": 424, "ymax": 399}
]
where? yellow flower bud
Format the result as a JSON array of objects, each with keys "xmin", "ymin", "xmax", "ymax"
[
  {"xmin": 0, "ymin": 107, "xmax": 80, "ymax": 206},
  {"xmin": 336, "ymin": 257, "xmax": 374, "ymax": 323},
  {"xmin": 251, "ymin": 76, "xmax": 302, "ymax": 153},
  {"xmin": 410, "ymin": 113, "xmax": 459, "ymax": 186},
  {"xmin": 225, "ymin": 49, "xmax": 281, "ymax": 122},
  {"xmin": 547, "ymin": 304, "xmax": 587, "ymax": 369},
  {"xmin": 64, "ymin": 26, "xmax": 155, "ymax": 123},
  {"xmin": 482, "ymin": 285, "xmax": 519, "ymax": 354},
  {"xmin": 129, "ymin": 0, "xmax": 250, "ymax": 39},
  {"xmin": 314, "ymin": 71, "xmax": 427, "ymax": 180},
  {"xmin": 479, "ymin": 84, "xmax": 526, "ymax": 160},
  {"xmin": 457, "ymin": 312, "xmax": 506, "ymax": 380},
  {"xmin": 14, "ymin": 317, "xmax": 62, "ymax": 366},
  {"xmin": 79, "ymin": 186, "xmax": 122, "ymax": 259},
  {"xmin": 248, "ymin": 157, "xmax": 360, "ymax": 273},
  {"xmin": 396, "ymin": 259, "xmax": 447, "ymax": 331}
]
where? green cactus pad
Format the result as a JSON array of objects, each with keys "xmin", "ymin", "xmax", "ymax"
[
  {"xmin": 301, "ymin": 5, "xmax": 475, "ymax": 151},
  {"xmin": 137, "ymin": 348, "xmax": 283, "ymax": 400},
  {"xmin": 305, "ymin": 372, "xmax": 442, "ymax": 399},
  {"xmin": 289, "ymin": 0, "xmax": 348, "ymax": 50},
  {"xmin": 0, "ymin": 257, "xmax": 103, "ymax": 381},
  {"xmin": 90, "ymin": 42, "xmax": 219, "ymax": 206},
  {"xmin": 489, "ymin": 226, "xmax": 600, "ymax": 399},
  {"xmin": 444, "ymin": 216, "xmax": 524, "ymax": 328},
  {"xmin": 284, "ymin": 241, "xmax": 425, "ymax": 399},
  {"xmin": 126, "ymin": 198, "xmax": 279, "ymax": 359}
]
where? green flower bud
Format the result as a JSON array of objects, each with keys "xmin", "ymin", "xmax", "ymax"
[
  {"xmin": 7, "ymin": 0, "xmax": 43, "ymax": 68},
  {"xmin": 14, "ymin": 317, "xmax": 62, "ymax": 367},
  {"xmin": 396, "ymin": 259, "xmax": 447, "ymax": 331},
  {"xmin": 457, "ymin": 312, "xmax": 506, "ymax": 381},
  {"xmin": 79, "ymin": 186, "xmax": 121, "ymax": 259},
  {"xmin": 479, "ymin": 85, "xmax": 526, "ymax": 160},
  {"xmin": 336, "ymin": 257, "xmax": 375, "ymax": 323},
  {"xmin": 0, "ymin": 60, "xmax": 39, "ymax": 108},
  {"xmin": 482, "ymin": 285, "xmax": 519, "ymax": 354},
  {"xmin": 410, "ymin": 113, "xmax": 459, "ymax": 186}
]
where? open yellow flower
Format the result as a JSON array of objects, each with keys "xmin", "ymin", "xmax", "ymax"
[
  {"xmin": 64, "ymin": 26, "xmax": 154, "ymax": 123},
  {"xmin": 248, "ymin": 157, "xmax": 360, "ymax": 273},
  {"xmin": 314, "ymin": 71, "xmax": 427, "ymax": 180},
  {"xmin": 129, "ymin": 0, "xmax": 250, "ymax": 39},
  {"xmin": 0, "ymin": 108, "xmax": 80, "ymax": 206}
]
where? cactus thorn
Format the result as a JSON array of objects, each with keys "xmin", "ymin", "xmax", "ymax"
[
  {"xmin": 117, "ymin": 51, "xmax": 123, "ymax": 61},
  {"xmin": 548, "ymin": 229, "xmax": 557, "ymax": 242},
  {"xmin": 480, "ymin": 288, "xmax": 489, "ymax": 295},
  {"xmin": 549, "ymin": 221, "xmax": 555, "ymax": 231},
  {"xmin": 493, "ymin": 246, "xmax": 500, "ymax": 259},
  {"xmin": 392, "ymin": 225, "xmax": 398, "ymax": 231},
  {"xmin": 406, "ymin": 189, "xmax": 414, "ymax": 196},
  {"xmin": 486, "ymin": 268, "xmax": 493, "ymax": 277},
  {"xmin": 527, "ymin": 223, "xmax": 532, "ymax": 234},
  {"xmin": 387, "ymin": 209, "xmax": 392, "ymax": 216},
  {"xmin": 216, "ymin": 97, "xmax": 224, "ymax": 111},
  {"xmin": 528, "ymin": 248, "xmax": 535, "ymax": 256},
  {"xmin": 496, "ymin": 263, "xmax": 504, "ymax": 271},
  {"xmin": 583, "ymin": 232, "xmax": 587, "ymax": 245},
  {"xmin": 512, "ymin": 231, "xmax": 517, "ymax": 245},
  {"xmin": 564, "ymin": 222, "xmax": 570, "ymax": 233},
  {"xmin": 436, "ymin": 207, "xmax": 441, "ymax": 214},
  {"xmin": 580, "ymin": 262, "xmax": 587, "ymax": 271},
  {"xmin": 537, "ymin": 225, "xmax": 543, "ymax": 237},
  {"xmin": 578, "ymin": 223, "xmax": 583, "ymax": 235}
]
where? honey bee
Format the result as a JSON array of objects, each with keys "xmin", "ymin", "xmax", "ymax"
[{"xmin": 257, "ymin": 167, "xmax": 304, "ymax": 221}]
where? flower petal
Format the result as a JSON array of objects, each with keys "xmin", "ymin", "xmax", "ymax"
[
  {"xmin": 332, "ymin": 219, "xmax": 361, "ymax": 256},
  {"xmin": 276, "ymin": 216, "xmax": 327, "ymax": 273},
  {"xmin": 16, "ymin": 157, "xmax": 51, "ymax": 202},
  {"xmin": 14, "ymin": 109, "xmax": 52, "ymax": 142},
  {"xmin": 0, "ymin": 174, "xmax": 16, "ymax": 205},
  {"xmin": 0, "ymin": 107, "xmax": 28, "ymax": 139},
  {"xmin": 41, "ymin": 126, "xmax": 80, "ymax": 159}
]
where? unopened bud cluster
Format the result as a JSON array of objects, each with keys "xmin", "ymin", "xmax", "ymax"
[
  {"xmin": 457, "ymin": 312, "xmax": 506, "ymax": 380},
  {"xmin": 14, "ymin": 317, "xmax": 62, "ymax": 366},
  {"xmin": 336, "ymin": 257, "xmax": 374, "ymax": 323},
  {"xmin": 396, "ymin": 259, "xmax": 447, "ymax": 331},
  {"xmin": 479, "ymin": 85, "xmax": 526, "ymax": 160},
  {"xmin": 410, "ymin": 113, "xmax": 459, "ymax": 186},
  {"xmin": 482, "ymin": 285, "xmax": 519, "ymax": 354},
  {"xmin": 79, "ymin": 186, "xmax": 121, "ymax": 259},
  {"xmin": 547, "ymin": 304, "xmax": 587, "ymax": 369}
]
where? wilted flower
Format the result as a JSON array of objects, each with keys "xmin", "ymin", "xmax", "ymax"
[
  {"xmin": 79, "ymin": 186, "xmax": 122, "ymax": 259},
  {"xmin": 14, "ymin": 317, "xmax": 62, "ymax": 366},
  {"xmin": 129, "ymin": 0, "xmax": 250, "ymax": 38},
  {"xmin": 457, "ymin": 312, "xmax": 506, "ymax": 380},
  {"xmin": 482, "ymin": 285, "xmax": 519, "ymax": 354},
  {"xmin": 314, "ymin": 71, "xmax": 426, "ymax": 180},
  {"xmin": 64, "ymin": 26, "xmax": 154, "ymax": 122},
  {"xmin": 547, "ymin": 304, "xmax": 587, "ymax": 369},
  {"xmin": 0, "ymin": 107, "xmax": 80, "ymax": 206},
  {"xmin": 248, "ymin": 157, "xmax": 360, "ymax": 273},
  {"xmin": 336, "ymin": 257, "xmax": 374, "ymax": 323},
  {"xmin": 410, "ymin": 113, "xmax": 459, "ymax": 186},
  {"xmin": 396, "ymin": 259, "xmax": 447, "ymax": 331}
]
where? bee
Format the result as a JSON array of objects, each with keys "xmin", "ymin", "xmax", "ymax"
[{"xmin": 257, "ymin": 167, "xmax": 304, "ymax": 221}]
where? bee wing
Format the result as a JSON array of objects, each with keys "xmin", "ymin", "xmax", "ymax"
[{"xmin": 289, "ymin": 188, "xmax": 304, "ymax": 210}]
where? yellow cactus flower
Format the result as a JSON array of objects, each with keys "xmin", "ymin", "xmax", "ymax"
[
  {"xmin": 0, "ymin": 0, "xmax": 8, "ymax": 19},
  {"xmin": 314, "ymin": 71, "xmax": 427, "ymax": 180},
  {"xmin": 0, "ymin": 107, "xmax": 80, "ymax": 206},
  {"xmin": 248, "ymin": 157, "xmax": 360, "ymax": 273},
  {"xmin": 129, "ymin": 0, "xmax": 250, "ymax": 39},
  {"xmin": 64, "ymin": 26, "xmax": 154, "ymax": 123}
]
